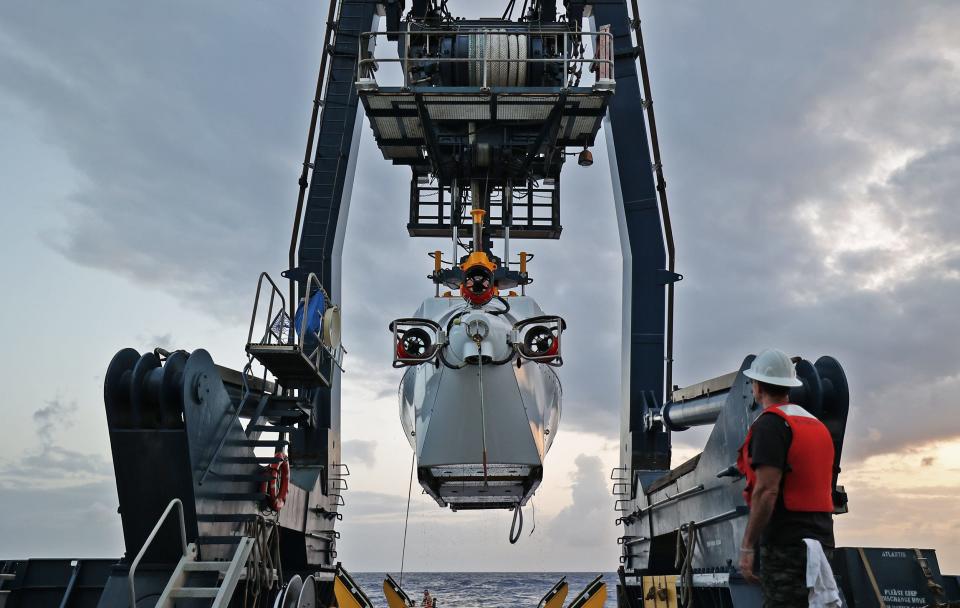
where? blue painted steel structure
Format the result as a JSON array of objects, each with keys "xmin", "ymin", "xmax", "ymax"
[
  {"xmin": 587, "ymin": 1, "xmax": 674, "ymax": 485},
  {"xmin": 287, "ymin": 0, "xmax": 380, "ymax": 475}
]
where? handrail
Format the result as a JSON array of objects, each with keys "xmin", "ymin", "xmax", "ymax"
[
  {"xmin": 304, "ymin": 273, "xmax": 345, "ymax": 375},
  {"xmin": 289, "ymin": 0, "xmax": 339, "ymax": 324},
  {"xmin": 128, "ymin": 498, "xmax": 188, "ymax": 608},
  {"xmin": 247, "ymin": 272, "xmax": 290, "ymax": 347},
  {"xmin": 357, "ymin": 29, "xmax": 614, "ymax": 89}
]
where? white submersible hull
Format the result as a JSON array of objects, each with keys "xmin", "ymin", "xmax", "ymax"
[{"xmin": 397, "ymin": 295, "xmax": 562, "ymax": 510}]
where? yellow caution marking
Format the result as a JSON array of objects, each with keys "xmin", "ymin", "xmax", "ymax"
[
  {"xmin": 333, "ymin": 565, "xmax": 373, "ymax": 608},
  {"xmin": 539, "ymin": 577, "xmax": 569, "ymax": 608},
  {"xmin": 566, "ymin": 575, "xmax": 606, "ymax": 608},
  {"xmin": 382, "ymin": 574, "xmax": 413, "ymax": 608}
]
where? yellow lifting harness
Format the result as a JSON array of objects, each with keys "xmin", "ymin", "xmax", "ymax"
[{"xmin": 566, "ymin": 575, "xmax": 607, "ymax": 608}]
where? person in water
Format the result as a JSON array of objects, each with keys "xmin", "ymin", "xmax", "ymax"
[{"xmin": 422, "ymin": 589, "xmax": 432, "ymax": 608}]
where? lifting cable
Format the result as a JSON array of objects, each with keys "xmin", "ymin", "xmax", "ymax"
[
  {"xmin": 477, "ymin": 343, "xmax": 489, "ymax": 485},
  {"xmin": 399, "ymin": 451, "xmax": 415, "ymax": 587}
]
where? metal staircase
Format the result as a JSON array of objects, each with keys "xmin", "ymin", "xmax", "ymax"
[
  {"xmin": 129, "ymin": 499, "xmax": 267, "ymax": 607},
  {"xmin": 194, "ymin": 388, "xmax": 309, "ymax": 551},
  {"xmin": 154, "ymin": 539, "xmax": 254, "ymax": 606}
]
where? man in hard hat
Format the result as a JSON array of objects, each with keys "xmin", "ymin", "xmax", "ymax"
[{"xmin": 736, "ymin": 348, "xmax": 837, "ymax": 607}]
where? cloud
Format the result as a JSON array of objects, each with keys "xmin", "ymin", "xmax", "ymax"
[
  {"xmin": 0, "ymin": 480, "xmax": 123, "ymax": 559},
  {"xmin": 4, "ymin": 0, "xmax": 960, "ymax": 572},
  {"xmin": 32, "ymin": 397, "xmax": 78, "ymax": 445},
  {"xmin": 0, "ymin": 398, "xmax": 111, "ymax": 489},
  {"xmin": 0, "ymin": 1, "xmax": 325, "ymax": 320},
  {"xmin": 548, "ymin": 454, "xmax": 619, "ymax": 549},
  {"xmin": 343, "ymin": 439, "xmax": 378, "ymax": 468}
]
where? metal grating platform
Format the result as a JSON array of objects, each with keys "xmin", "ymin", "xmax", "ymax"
[
  {"xmin": 360, "ymin": 88, "xmax": 611, "ymax": 167},
  {"xmin": 422, "ymin": 464, "xmax": 542, "ymax": 510},
  {"xmin": 245, "ymin": 344, "xmax": 331, "ymax": 388}
]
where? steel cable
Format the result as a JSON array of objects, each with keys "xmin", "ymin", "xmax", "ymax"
[{"xmin": 399, "ymin": 451, "xmax": 415, "ymax": 587}]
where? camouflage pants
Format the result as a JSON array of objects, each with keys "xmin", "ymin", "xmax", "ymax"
[{"xmin": 759, "ymin": 543, "xmax": 808, "ymax": 608}]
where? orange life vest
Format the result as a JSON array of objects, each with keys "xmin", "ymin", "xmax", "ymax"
[{"xmin": 736, "ymin": 404, "xmax": 835, "ymax": 512}]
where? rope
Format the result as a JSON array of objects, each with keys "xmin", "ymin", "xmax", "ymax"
[
  {"xmin": 509, "ymin": 503, "xmax": 523, "ymax": 544},
  {"xmin": 858, "ymin": 548, "xmax": 887, "ymax": 608},
  {"xmin": 474, "ymin": 32, "xmax": 529, "ymax": 87},
  {"xmin": 529, "ymin": 499, "xmax": 536, "ymax": 536},
  {"xmin": 674, "ymin": 522, "xmax": 697, "ymax": 608},
  {"xmin": 399, "ymin": 451, "xmax": 415, "ymax": 587},
  {"xmin": 243, "ymin": 515, "xmax": 281, "ymax": 608}
]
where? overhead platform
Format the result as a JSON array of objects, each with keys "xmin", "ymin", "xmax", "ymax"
[{"xmin": 359, "ymin": 88, "xmax": 611, "ymax": 169}]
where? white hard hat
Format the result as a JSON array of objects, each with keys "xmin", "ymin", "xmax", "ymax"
[{"xmin": 743, "ymin": 348, "xmax": 803, "ymax": 387}]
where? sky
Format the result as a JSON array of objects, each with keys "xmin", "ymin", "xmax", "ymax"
[{"xmin": 1, "ymin": 0, "xmax": 959, "ymax": 575}]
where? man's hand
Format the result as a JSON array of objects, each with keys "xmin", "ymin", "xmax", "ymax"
[
  {"xmin": 739, "ymin": 549, "xmax": 759, "ymax": 584},
  {"xmin": 738, "ymin": 465, "xmax": 782, "ymax": 585}
]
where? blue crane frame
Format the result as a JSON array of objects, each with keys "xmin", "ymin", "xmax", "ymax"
[{"xmin": 289, "ymin": 0, "xmax": 675, "ymax": 517}]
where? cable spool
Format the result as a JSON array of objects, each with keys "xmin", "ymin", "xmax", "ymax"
[
  {"xmin": 321, "ymin": 306, "xmax": 341, "ymax": 351},
  {"xmin": 467, "ymin": 32, "xmax": 529, "ymax": 87},
  {"xmin": 274, "ymin": 575, "xmax": 303, "ymax": 608}
]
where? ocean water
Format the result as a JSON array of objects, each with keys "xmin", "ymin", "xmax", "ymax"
[{"xmin": 351, "ymin": 572, "xmax": 618, "ymax": 608}]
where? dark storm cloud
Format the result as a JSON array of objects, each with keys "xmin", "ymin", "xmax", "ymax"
[{"xmin": 3, "ymin": 1, "xmax": 960, "ymax": 461}]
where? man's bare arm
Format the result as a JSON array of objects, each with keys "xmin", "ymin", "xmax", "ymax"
[{"xmin": 742, "ymin": 465, "xmax": 783, "ymax": 549}]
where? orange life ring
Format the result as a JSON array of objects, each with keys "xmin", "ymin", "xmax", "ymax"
[{"xmin": 262, "ymin": 452, "xmax": 290, "ymax": 512}]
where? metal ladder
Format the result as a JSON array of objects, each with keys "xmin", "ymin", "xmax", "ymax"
[
  {"xmin": 0, "ymin": 564, "xmax": 14, "ymax": 608},
  {"xmin": 154, "ymin": 538, "xmax": 254, "ymax": 606},
  {"xmin": 129, "ymin": 498, "xmax": 256, "ymax": 608}
]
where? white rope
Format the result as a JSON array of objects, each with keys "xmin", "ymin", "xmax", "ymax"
[
  {"xmin": 505, "ymin": 34, "xmax": 518, "ymax": 87},
  {"xmin": 516, "ymin": 34, "xmax": 527, "ymax": 86}
]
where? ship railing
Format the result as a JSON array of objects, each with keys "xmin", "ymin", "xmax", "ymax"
[
  {"xmin": 128, "ymin": 498, "xmax": 188, "ymax": 608},
  {"xmin": 356, "ymin": 27, "xmax": 614, "ymax": 91},
  {"xmin": 245, "ymin": 272, "xmax": 345, "ymax": 387}
]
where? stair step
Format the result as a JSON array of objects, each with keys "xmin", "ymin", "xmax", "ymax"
[
  {"xmin": 198, "ymin": 513, "xmax": 262, "ymax": 523},
  {"xmin": 248, "ymin": 425, "xmax": 296, "ymax": 433},
  {"xmin": 171, "ymin": 587, "xmax": 220, "ymax": 598},
  {"xmin": 207, "ymin": 473, "xmax": 275, "ymax": 483},
  {"xmin": 225, "ymin": 439, "xmax": 290, "ymax": 447},
  {"xmin": 219, "ymin": 456, "xmax": 285, "ymax": 464},
  {"xmin": 197, "ymin": 492, "xmax": 266, "ymax": 501},
  {"xmin": 198, "ymin": 536, "xmax": 243, "ymax": 545},
  {"xmin": 262, "ymin": 408, "xmax": 309, "ymax": 419},
  {"xmin": 183, "ymin": 561, "xmax": 231, "ymax": 573}
]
